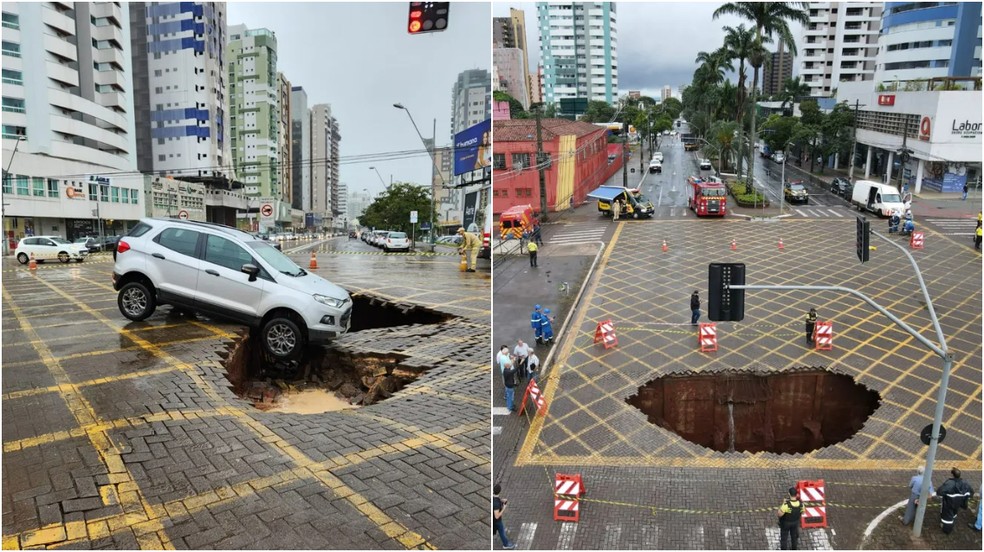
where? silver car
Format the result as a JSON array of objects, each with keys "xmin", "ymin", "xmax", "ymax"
[{"xmin": 112, "ymin": 218, "xmax": 352, "ymax": 360}]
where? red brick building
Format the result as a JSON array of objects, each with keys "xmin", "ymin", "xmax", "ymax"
[{"xmin": 492, "ymin": 119, "xmax": 623, "ymax": 214}]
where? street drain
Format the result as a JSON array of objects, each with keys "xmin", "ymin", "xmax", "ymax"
[
  {"xmin": 220, "ymin": 293, "xmax": 455, "ymax": 412},
  {"xmin": 626, "ymin": 369, "xmax": 880, "ymax": 454}
]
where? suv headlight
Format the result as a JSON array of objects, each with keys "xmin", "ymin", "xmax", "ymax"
[{"xmin": 314, "ymin": 294, "xmax": 347, "ymax": 308}]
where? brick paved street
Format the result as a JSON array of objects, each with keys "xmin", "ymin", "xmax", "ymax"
[
  {"xmin": 2, "ymin": 242, "xmax": 490, "ymax": 550},
  {"xmin": 494, "ymin": 216, "xmax": 981, "ymax": 549}
]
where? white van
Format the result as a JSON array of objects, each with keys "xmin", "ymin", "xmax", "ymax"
[{"xmin": 851, "ymin": 180, "xmax": 906, "ymax": 217}]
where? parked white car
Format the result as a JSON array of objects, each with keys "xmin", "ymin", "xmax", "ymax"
[
  {"xmin": 699, "ymin": 159, "xmax": 713, "ymax": 171},
  {"xmin": 772, "ymin": 151, "xmax": 786, "ymax": 164},
  {"xmin": 15, "ymin": 236, "xmax": 89, "ymax": 264},
  {"xmin": 382, "ymin": 231, "xmax": 411, "ymax": 252}
]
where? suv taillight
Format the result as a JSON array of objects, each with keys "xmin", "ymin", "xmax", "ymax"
[{"xmin": 117, "ymin": 240, "xmax": 130, "ymax": 254}]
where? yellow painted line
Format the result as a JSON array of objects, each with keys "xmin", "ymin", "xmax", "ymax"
[
  {"xmin": 28, "ymin": 280, "xmax": 436, "ymax": 550},
  {"xmin": 1, "ymin": 288, "xmax": 174, "ymax": 550},
  {"xmin": 1, "ymin": 337, "xmax": 220, "ymax": 369}
]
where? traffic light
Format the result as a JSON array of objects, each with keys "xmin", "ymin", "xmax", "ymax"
[
  {"xmin": 408, "ymin": 2, "xmax": 449, "ymax": 34},
  {"xmin": 856, "ymin": 216, "xmax": 870, "ymax": 263},
  {"xmin": 708, "ymin": 263, "xmax": 746, "ymax": 322}
]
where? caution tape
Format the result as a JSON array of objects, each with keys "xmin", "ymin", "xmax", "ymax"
[{"xmin": 313, "ymin": 250, "xmax": 457, "ymax": 257}]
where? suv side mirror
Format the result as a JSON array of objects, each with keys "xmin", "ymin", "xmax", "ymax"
[{"xmin": 241, "ymin": 263, "xmax": 260, "ymax": 282}]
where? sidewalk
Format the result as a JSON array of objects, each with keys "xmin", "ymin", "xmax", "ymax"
[{"xmin": 862, "ymin": 498, "xmax": 982, "ymax": 550}]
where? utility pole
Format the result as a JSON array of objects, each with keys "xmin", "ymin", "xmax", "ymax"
[
  {"xmin": 622, "ymin": 118, "xmax": 629, "ymax": 188},
  {"xmin": 847, "ymin": 99, "xmax": 864, "ymax": 181},
  {"xmin": 897, "ymin": 114, "xmax": 913, "ymax": 193},
  {"xmin": 535, "ymin": 104, "xmax": 548, "ymax": 222}
]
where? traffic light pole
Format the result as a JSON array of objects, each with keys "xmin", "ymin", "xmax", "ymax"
[{"xmin": 722, "ymin": 229, "xmax": 950, "ymax": 539}]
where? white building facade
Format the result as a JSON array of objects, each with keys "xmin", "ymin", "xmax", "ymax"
[
  {"xmin": 537, "ymin": 2, "xmax": 618, "ymax": 105},
  {"xmin": 1, "ymin": 2, "xmax": 144, "ymax": 250},
  {"xmin": 799, "ymin": 2, "xmax": 882, "ymax": 97}
]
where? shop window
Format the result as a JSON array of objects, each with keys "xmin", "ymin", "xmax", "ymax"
[
  {"xmin": 2, "ymin": 177, "xmax": 10, "ymax": 194},
  {"xmin": 88, "ymin": 183, "xmax": 98, "ymax": 201},
  {"xmin": 100, "ymin": 186, "xmax": 109, "ymax": 202},
  {"xmin": 111, "ymin": 187, "xmax": 120, "ymax": 203},
  {"xmin": 493, "ymin": 153, "xmax": 506, "ymax": 170},
  {"xmin": 47, "ymin": 179, "xmax": 58, "ymax": 198},
  {"xmin": 131, "ymin": 189, "xmax": 139, "ymax": 204},
  {"xmin": 15, "ymin": 175, "xmax": 28, "ymax": 195},
  {"xmin": 32, "ymin": 177, "xmax": 44, "ymax": 197}
]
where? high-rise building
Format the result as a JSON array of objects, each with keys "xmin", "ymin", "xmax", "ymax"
[
  {"xmin": 799, "ymin": 2, "xmax": 882, "ymax": 97},
  {"xmin": 290, "ymin": 86, "xmax": 311, "ymax": 212},
  {"xmin": 873, "ymin": 2, "xmax": 982, "ymax": 85},
  {"xmin": 764, "ymin": 45, "xmax": 794, "ymax": 97},
  {"xmin": 336, "ymin": 181, "xmax": 347, "ymax": 228},
  {"xmin": 493, "ymin": 48, "xmax": 529, "ymax": 108},
  {"xmin": 661, "ymin": 86, "xmax": 672, "ymax": 102},
  {"xmin": 276, "ymin": 72, "xmax": 291, "ymax": 204},
  {"xmin": 493, "ymin": 8, "xmax": 532, "ymax": 108},
  {"xmin": 537, "ymin": 2, "xmax": 619, "ymax": 105},
  {"xmin": 2, "ymin": 2, "xmax": 145, "ymax": 246},
  {"xmin": 130, "ymin": 2, "xmax": 229, "ymax": 181},
  {"xmin": 227, "ymin": 25, "xmax": 279, "ymax": 198},
  {"xmin": 310, "ymin": 104, "xmax": 340, "ymax": 228},
  {"xmin": 451, "ymin": 69, "xmax": 491, "ymax": 138}
]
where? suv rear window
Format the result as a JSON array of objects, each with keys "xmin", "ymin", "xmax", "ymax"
[
  {"xmin": 155, "ymin": 228, "xmax": 200, "ymax": 257},
  {"xmin": 388, "ymin": 232, "xmax": 407, "ymax": 239},
  {"xmin": 127, "ymin": 222, "xmax": 154, "ymax": 238}
]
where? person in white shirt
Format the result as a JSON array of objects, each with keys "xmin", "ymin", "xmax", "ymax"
[
  {"xmin": 526, "ymin": 351, "xmax": 540, "ymax": 383},
  {"xmin": 513, "ymin": 340, "xmax": 530, "ymax": 380}
]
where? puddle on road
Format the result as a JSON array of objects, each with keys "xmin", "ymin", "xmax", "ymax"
[{"xmin": 221, "ymin": 291, "xmax": 456, "ymax": 414}]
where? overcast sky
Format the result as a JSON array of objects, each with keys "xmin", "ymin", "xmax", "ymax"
[
  {"xmin": 227, "ymin": 2, "xmax": 490, "ymax": 197},
  {"xmin": 493, "ymin": 1, "xmax": 804, "ymax": 100}
]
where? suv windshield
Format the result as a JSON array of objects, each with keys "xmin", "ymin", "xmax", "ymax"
[
  {"xmin": 247, "ymin": 240, "xmax": 306, "ymax": 277},
  {"xmin": 789, "ymin": 185, "xmax": 806, "ymax": 192}
]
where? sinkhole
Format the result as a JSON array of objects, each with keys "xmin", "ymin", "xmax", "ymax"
[
  {"xmin": 626, "ymin": 369, "xmax": 881, "ymax": 455},
  {"xmin": 220, "ymin": 293, "xmax": 455, "ymax": 413}
]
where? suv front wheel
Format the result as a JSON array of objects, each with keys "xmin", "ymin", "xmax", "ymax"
[
  {"xmin": 261, "ymin": 316, "xmax": 305, "ymax": 360},
  {"xmin": 118, "ymin": 281, "xmax": 157, "ymax": 321}
]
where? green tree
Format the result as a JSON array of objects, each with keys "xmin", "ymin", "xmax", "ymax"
[
  {"xmin": 713, "ymin": 2, "xmax": 810, "ymax": 199},
  {"xmin": 778, "ymin": 77, "xmax": 811, "ymax": 111},
  {"xmin": 709, "ymin": 120, "xmax": 739, "ymax": 173},
  {"xmin": 759, "ymin": 114, "xmax": 798, "ymax": 153},
  {"xmin": 580, "ymin": 100, "xmax": 617, "ymax": 123},
  {"xmin": 358, "ymin": 183, "xmax": 435, "ymax": 236},
  {"xmin": 660, "ymin": 97, "xmax": 684, "ymax": 120},
  {"xmin": 493, "ymin": 91, "xmax": 528, "ymax": 119}
]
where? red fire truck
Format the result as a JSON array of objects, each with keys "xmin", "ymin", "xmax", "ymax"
[{"xmin": 686, "ymin": 176, "xmax": 727, "ymax": 216}]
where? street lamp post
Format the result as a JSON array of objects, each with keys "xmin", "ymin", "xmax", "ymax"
[
  {"xmin": 2, "ymin": 136, "xmax": 27, "ymax": 255},
  {"xmin": 368, "ymin": 166, "xmax": 387, "ymax": 190},
  {"xmin": 394, "ymin": 103, "xmax": 442, "ymax": 243}
]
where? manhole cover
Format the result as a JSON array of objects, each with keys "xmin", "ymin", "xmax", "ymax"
[{"xmin": 626, "ymin": 368, "xmax": 880, "ymax": 454}]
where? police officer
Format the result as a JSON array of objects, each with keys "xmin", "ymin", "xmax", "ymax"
[
  {"xmin": 805, "ymin": 308, "xmax": 818, "ymax": 345},
  {"xmin": 777, "ymin": 487, "xmax": 804, "ymax": 550},
  {"xmin": 531, "ymin": 305, "xmax": 544, "ymax": 345},
  {"xmin": 975, "ymin": 220, "xmax": 982, "ymax": 251},
  {"xmin": 527, "ymin": 239, "xmax": 538, "ymax": 267}
]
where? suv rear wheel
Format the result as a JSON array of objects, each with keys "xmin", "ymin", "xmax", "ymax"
[
  {"xmin": 261, "ymin": 316, "xmax": 305, "ymax": 360},
  {"xmin": 118, "ymin": 281, "xmax": 156, "ymax": 321}
]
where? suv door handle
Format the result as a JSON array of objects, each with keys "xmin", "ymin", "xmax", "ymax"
[
  {"xmin": 205, "ymin": 269, "xmax": 220, "ymax": 277},
  {"xmin": 152, "ymin": 253, "xmax": 165, "ymax": 259}
]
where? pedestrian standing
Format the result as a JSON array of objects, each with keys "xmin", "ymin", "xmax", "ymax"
[
  {"xmin": 690, "ymin": 290, "xmax": 701, "ymax": 326},
  {"xmin": 612, "ymin": 199, "xmax": 621, "ymax": 221},
  {"xmin": 502, "ymin": 358, "xmax": 518, "ymax": 412},
  {"xmin": 531, "ymin": 305, "xmax": 544, "ymax": 345},
  {"xmin": 496, "ymin": 345, "xmax": 510, "ymax": 374},
  {"xmin": 527, "ymin": 240, "xmax": 538, "ymax": 267},
  {"xmin": 527, "ymin": 350, "xmax": 540, "ymax": 384},
  {"xmin": 805, "ymin": 308, "xmax": 818, "ymax": 345},
  {"xmin": 975, "ymin": 221, "xmax": 982, "ymax": 251},
  {"xmin": 540, "ymin": 308, "xmax": 556, "ymax": 345},
  {"xmin": 936, "ymin": 467, "xmax": 973, "ymax": 534},
  {"xmin": 901, "ymin": 466, "xmax": 929, "ymax": 526},
  {"xmin": 777, "ymin": 487, "xmax": 804, "ymax": 550},
  {"xmin": 962, "ymin": 183, "xmax": 968, "ymax": 201},
  {"xmin": 969, "ymin": 487, "xmax": 982, "ymax": 531},
  {"xmin": 492, "ymin": 484, "xmax": 517, "ymax": 550},
  {"xmin": 533, "ymin": 224, "xmax": 543, "ymax": 246},
  {"xmin": 513, "ymin": 339, "xmax": 530, "ymax": 380}
]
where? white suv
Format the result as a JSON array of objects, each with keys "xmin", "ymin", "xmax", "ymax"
[{"xmin": 112, "ymin": 219, "xmax": 352, "ymax": 360}]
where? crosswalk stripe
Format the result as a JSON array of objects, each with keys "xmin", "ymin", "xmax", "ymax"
[
  {"xmin": 556, "ymin": 522, "xmax": 577, "ymax": 550},
  {"xmin": 603, "ymin": 524, "xmax": 622, "ymax": 549},
  {"xmin": 516, "ymin": 522, "xmax": 537, "ymax": 550},
  {"xmin": 807, "ymin": 527, "xmax": 833, "ymax": 549},
  {"xmin": 689, "ymin": 526, "xmax": 705, "ymax": 549},
  {"xmin": 724, "ymin": 526, "xmax": 743, "ymax": 550},
  {"xmin": 492, "ymin": 426, "xmax": 502, "ymax": 436},
  {"xmin": 828, "ymin": 209, "xmax": 843, "ymax": 217},
  {"xmin": 640, "ymin": 525, "xmax": 659, "ymax": 549},
  {"xmin": 765, "ymin": 527, "xmax": 780, "ymax": 550},
  {"xmin": 492, "ymin": 407, "xmax": 511, "ymax": 416},
  {"xmin": 551, "ymin": 230, "xmax": 606, "ymax": 238}
]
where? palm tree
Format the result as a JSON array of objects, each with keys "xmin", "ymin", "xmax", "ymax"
[
  {"xmin": 713, "ymin": 2, "xmax": 810, "ymax": 189},
  {"xmin": 778, "ymin": 76, "xmax": 811, "ymax": 110},
  {"xmin": 722, "ymin": 24, "xmax": 769, "ymax": 179},
  {"xmin": 694, "ymin": 48, "xmax": 734, "ymax": 121}
]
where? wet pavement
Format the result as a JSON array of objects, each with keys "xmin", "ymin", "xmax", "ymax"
[
  {"xmin": 493, "ymin": 195, "xmax": 981, "ymax": 548},
  {"xmin": 2, "ymin": 236, "xmax": 491, "ymax": 550}
]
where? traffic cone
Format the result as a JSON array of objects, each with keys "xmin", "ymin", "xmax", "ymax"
[
  {"xmin": 662, "ymin": 239, "xmax": 668, "ymax": 253},
  {"xmin": 28, "ymin": 253, "xmax": 37, "ymax": 271},
  {"xmin": 459, "ymin": 254, "xmax": 468, "ymax": 272},
  {"xmin": 778, "ymin": 237, "xmax": 784, "ymax": 250},
  {"xmin": 309, "ymin": 251, "xmax": 318, "ymax": 269},
  {"xmin": 730, "ymin": 238, "xmax": 737, "ymax": 251}
]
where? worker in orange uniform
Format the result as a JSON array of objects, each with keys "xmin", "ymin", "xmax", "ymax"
[{"xmin": 457, "ymin": 227, "xmax": 480, "ymax": 272}]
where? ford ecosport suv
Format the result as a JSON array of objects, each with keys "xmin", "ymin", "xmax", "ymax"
[{"xmin": 112, "ymin": 219, "xmax": 351, "ymax": 360}]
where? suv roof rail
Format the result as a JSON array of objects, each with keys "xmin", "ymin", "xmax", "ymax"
[{"xmin": 144, "ymin": 217, "xmax": 253, "ymax": 238}]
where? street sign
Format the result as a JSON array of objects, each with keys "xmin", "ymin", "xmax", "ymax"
[
  {"xmin": 420, "ymin": 222, "xmax": 431, "ymax": 231},
  {"xmin": 410, "ymin": 210, "xmax": 418, "ymax": 223},
  {"xmin": 261, "ymin": 204, "xmax": 273, "ymax": 218},
  {"xmin": 920, "ymin": 424, "xmax": 946, "ymax": 446},
  {"xmin": 177, "ymin": 210, "xmax": 189, "ymax": 220}
]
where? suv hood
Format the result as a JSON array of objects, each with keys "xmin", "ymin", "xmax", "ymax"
[{"xmin": 276, "ymin": 271, "xmax": 350, "ymax": 302}]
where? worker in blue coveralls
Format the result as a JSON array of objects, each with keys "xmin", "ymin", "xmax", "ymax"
[
  {"xmin": 540, "ymin": 308, "xmax": 556, "ymax": 345},
  {"xmin": 531, "ymin": 304, "xmax": 544, "ymax": 345}
]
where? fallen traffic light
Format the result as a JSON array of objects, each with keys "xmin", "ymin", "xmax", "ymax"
[
  {"xmin": 408, "ymin": 2, "xmax": 449, "ymax": 34},
  {"xmin": 708, "ymin": 263, "xmax": 746, "ymax": 322}
]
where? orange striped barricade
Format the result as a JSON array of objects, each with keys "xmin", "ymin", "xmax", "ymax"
[
  {"xmin": 813, "ymin": 321, "xmax": 832, "ymax": 351},
  {"xmin": 910, "ymin": 231, "xmax": 924, "ymax": 249},
  {"xmin": 518, "ymin": 379, "xmax": 547, "ymax": 416},
  {"xmin": 698, "ymin": 322, "xmax": 717, "ymax": 352},
  {"xmin": 553, "ymin": 474, "xmax": 585, "ymax": 522},
  {"xmin": 797, "ymin": 479, "xmax": 827, "ymax": 529},
  {"xmin": 594, "ymin": 319, "xmax": 618, "ymax": 349}
]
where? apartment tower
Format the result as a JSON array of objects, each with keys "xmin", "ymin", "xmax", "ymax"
[
  {"xmin": 799, "ymin": 2, "xmax": 883, "ymax": 97},
  {"xmin": 537, "ymin": 2, "xmax": 619, "ymax": 105}
]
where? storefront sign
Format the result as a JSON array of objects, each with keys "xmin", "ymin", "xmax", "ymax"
[
  {"xmin": 951, "ymin": 119, "xmax": 982, "ymax": 138},
  {"xmin": 919, "ymin": 116, "xmax": 932, "ymax": 141},
  {"xmin": 877, "ymin": 95, "xmax": 895, "ymax": 106},
  {"xmin": 65, "ymin": 182, "xmax": 85, "ymax": 199}
]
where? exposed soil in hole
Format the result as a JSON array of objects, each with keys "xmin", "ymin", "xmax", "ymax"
[
  {"xmin": 220, "ymin": 293, "xmax": 454, "ymax": 412},
  {"xmin": 626, "ymin": 369, "xmax": 880, "ymax": 454}
]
